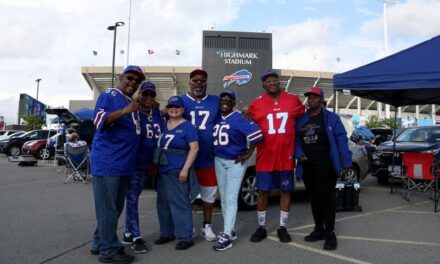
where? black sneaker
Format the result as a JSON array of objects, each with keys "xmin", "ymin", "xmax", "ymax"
[
  {"xmin": 304, "ymin": 230, "xmax": 325, "ymax": 242},
  {"xmin": 277, "ymin": 227, "xmax": 292, "ymax": 243},
  {"xmin": 122, "ymin": 234, "xmax": 133, "ymax": 245},
  {"xmin": 154, "ymin": 235, "xmax": 176, "ymax": 245},
  {"xmin": 250, "ymin": 227, "xmax": 267, "ymax": 242},
  {"xmin": 132, "ymin": 238, "xmax": 148, "ymax": 254},
  {"xmin": 323, "ymin": 232, "xmax": 337, "ymax": 250},
  {"xmin": 98, "ymin": 251, "xmax": 134, "ymax": 264},
  {"xmin": 90, "ymin": 249, "xmax": 100, "ymax": 255},
  {"xmin": 175, "ymin": 240, "xmax": 194, "ymax": 250}
]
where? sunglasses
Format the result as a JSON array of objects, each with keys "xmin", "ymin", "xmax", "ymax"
[
  {"xmin": 220, "ymin": 98, "xmax": 235, "ymax": 103},
  {"xmin": 191, "ymin": 78, "xmax": 207, "ymax": 83},
  {"xmin": 141, "ymin": 91, "xmax": 156, "ymax": 97},
  {"xmin": 124, "ymin": 75, "xmax": 141, "ymax": 84},
  {"xmin": 263, "ymin": 80, "xmax": 279, "ymax": 85}
]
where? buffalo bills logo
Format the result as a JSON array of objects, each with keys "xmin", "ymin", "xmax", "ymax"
[{"xmin": 223, "ymin": 69, "xmax": 252, "ymax": 88}]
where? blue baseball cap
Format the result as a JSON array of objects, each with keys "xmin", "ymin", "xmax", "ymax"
[
  {"xmin": 139, "ymin": 81, "xmax": 156, "ymax": 94},
  {"xmin": 166, "ymin": 96, "xmax": 184, "ymax": 108},
  {"xmin": 122, "ymin": 65, "xmax": 146, "ymax": 81},
  {"xmin": 220, "ymin": 90, "xmax": 236, "ymax": 101},
  {"xmin": 261, "ymin": 69, "xmax": 279, "ymax": 82}
]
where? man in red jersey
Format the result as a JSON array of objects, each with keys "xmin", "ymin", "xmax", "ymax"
[{"xmin": 247, "ymin": 69, "xmax": 304, "ymax": 243}]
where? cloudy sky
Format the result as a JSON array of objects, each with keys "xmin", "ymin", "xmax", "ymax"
[{"xmin": 1, "ymin": 0, "xmax": 440, "ymax": 125}]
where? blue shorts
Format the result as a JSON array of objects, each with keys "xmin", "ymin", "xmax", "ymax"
[{"xmin": 256, "ymin": 171, "xmax": 294, "ymax": 192}]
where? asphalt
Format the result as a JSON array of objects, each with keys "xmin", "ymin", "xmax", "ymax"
[{"xmin": 0, "ymin": 155, "xmax": 439, "ymax": 264}]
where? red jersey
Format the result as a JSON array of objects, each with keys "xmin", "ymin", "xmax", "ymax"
[{"xmin": 248, "ymin": 91, "xmax": 304, "ymax": 172}]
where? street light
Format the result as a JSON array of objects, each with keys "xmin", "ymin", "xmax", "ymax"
[
  {"xmin": 107, "ymin": 21, "xmax": 125, "ymax": 88},
  {"xmin": 34, "ymin": 78, "xmax": 42, "ymax": 129}
]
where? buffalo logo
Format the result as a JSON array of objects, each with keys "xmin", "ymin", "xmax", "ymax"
[{"xmin": 223, "ymin": 69, "xmax": 252, "ymax": 88}]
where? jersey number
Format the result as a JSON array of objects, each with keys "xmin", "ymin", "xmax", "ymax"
[
  {"xmin": 189, "ymin": 110, "xmax": 210, "ymax": 130},
  {"xmin": 213, "ymin": 124, "xmax": 230, "ymax": 146},
  {"xmin": 146, "ymin": 124, "xmax": 161, "ymax": 139},
  {"xmin": 163, "ymin": 134, "xmax": 175, "ymax": 149},
  {"xmin": 267, "ymin": 112, "xmax": 288, "ymax": 135}
]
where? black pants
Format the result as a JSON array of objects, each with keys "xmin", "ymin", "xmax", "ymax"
[{"xmin": 303, "ymin": 164, "xmax": 337, "ymax": 232}]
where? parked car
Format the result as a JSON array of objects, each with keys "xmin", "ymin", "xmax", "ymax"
[
  {"xmin": 0, "ymin": 129, "xmax": 57, "ymax": 156},
  {"xmin": 0, "ymin": 130, "xmax": 25, "ymax": 140},
  {"xmin": 238, "ymin": 139, "xmax": 369, "ymax": 210},
  {"xmin": 22, "ymin": 138, "xmax": 55, "ymax": 159},
  {"xmin": 369, "ymin": 126, "xmax": 440, "ymax": 184}
]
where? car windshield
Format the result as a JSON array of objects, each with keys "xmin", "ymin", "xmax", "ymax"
[{"xmin": 396, "ymin": 126, "xmax": 440, "ymax": 142}]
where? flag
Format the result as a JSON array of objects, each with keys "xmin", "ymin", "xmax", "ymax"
[
  {"xmin": 120, "ymin": 50, "xmax": 125, "ymax": 55},
  {"xmin": 336, "ymin": 57, "xmax": 341, "ymax": 62},
  {"xmin": 92, "ymin": 50, "xmax": 98, "ymax": 56},
  {"xmin": 148, "ymin": 49, "xmax": 154, "ymax": 55},
  {"xmin": 175, "ymin": 49, "xmax": 181, "ymax": 55}
]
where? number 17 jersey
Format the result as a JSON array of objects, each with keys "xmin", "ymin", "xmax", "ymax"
[{"xmin": 248, "ymin": 91, "xmax": 304, "ymax": 172}]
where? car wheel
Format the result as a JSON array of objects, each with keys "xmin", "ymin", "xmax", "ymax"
[
  {"xmin": 238, "ymin": 167, "xmax": 258, "ymax": 210},
  {"xmin": 8, "ymin": 145, "xmax": 21, "ymax": 156},
  {"xmin": 377, "ymin": 173, "xmax": 389, "ymax": 185},
  {"xmin": 37, "ymin": 148, "xmax": 51, "ymax": 160}
]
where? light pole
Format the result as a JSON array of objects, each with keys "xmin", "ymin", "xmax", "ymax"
[
  {"xmin": 34, "ymin": 78, "xmax": 42, "ymax": 129},
  {"xmin": 107, "ymin": 21, "xmax": 125, "ymax": 88}
]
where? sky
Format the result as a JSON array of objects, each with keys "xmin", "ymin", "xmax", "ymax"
[{"xmin": 1, "ymin": 0, "xmax": 440, "ymax": 125}]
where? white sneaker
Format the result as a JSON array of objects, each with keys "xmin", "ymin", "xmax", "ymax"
[{"xmin": 200, "ymin": 224, "xmax": 217, "ymax": 242}]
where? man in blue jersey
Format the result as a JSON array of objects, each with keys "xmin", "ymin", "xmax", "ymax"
[
  {"xmin": 89, "ymin": 65, "xmax": 145, "ymax": 264},
  {"xmin": 181, "ymin": 69, "xmax": 219, "ymax": 241},
  {"xmin": 123, "ymin": 81, "xmax": 163, "ymax": 254}
]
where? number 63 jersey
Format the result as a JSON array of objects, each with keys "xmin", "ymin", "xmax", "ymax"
[{"xmin": 248, "ymin": 91, "xmax": 305, "ymax": 172}]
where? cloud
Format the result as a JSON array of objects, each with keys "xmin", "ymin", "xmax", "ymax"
[
  {"xmin": 355, "ymin": 8, "xmax": 380, "ymax": 17},
  {"xmin": 304, "ymin": 6, "xmax": 318, "ymax": 12}
]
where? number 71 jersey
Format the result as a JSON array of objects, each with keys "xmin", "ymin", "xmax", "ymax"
[{"xmin": 248, "ymin": 91, "xmax": 305, "ymax": 171}]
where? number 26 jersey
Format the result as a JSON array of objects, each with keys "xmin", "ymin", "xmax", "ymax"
[{"xmin": 248, "ymin": 91, "xmax": 304, "ymax": 172}]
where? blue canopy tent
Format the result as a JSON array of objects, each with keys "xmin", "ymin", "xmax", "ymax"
[
  {"xmin": 333, "ymin": 35, "xmax": 440, "ymax": 193},
  {"xmin": 333, "ymin": 35, "xmax": 440, "ymax": 107},
  {"xmin": 50, "ymin": 108, "xmax": 94, "ymax": 123}
]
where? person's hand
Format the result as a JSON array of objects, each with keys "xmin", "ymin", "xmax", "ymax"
[
  {"xmin": 179, "ymin": 169, "xmax": 188, "ymax": 183},
  {"xmin": 234, "ymin": 152, "xmax": 251, "ymax": 164},
  {"xmin": 241, "ymin": 110, "xmax": 251, "ymax": 120},
  {"xmin": 123, "ymin": 100, "xmax": 140, "ymax": 114},
  {"xmin": 299, "ymin": 155, "xmax": 308, "ymax": 163}
]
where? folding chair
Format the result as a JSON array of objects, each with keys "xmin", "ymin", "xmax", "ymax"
[
  {"xmin": 401, "ymin": 152, "xmax": 439, "ymax": 212},
  {"xmin": 64, "ymin": 144, "xmax": 89, "ymax": 184}
]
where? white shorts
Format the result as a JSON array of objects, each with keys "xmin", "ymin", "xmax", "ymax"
[{"xmin": 200, "ymin": 185, "xmax": 217, "ymax": 203}]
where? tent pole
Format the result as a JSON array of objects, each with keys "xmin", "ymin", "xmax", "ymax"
[{"xmin": 390, "ymin": 108, "xmax": 398, "ymax": 194}]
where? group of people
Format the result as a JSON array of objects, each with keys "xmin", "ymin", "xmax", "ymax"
[{"xmin": 89, "ymin": 65, "xmax": 352, "ymax": 264}]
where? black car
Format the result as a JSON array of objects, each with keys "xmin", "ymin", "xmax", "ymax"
[
  {"xmin": 370, "ymin": 126, "xmax": 440, "ymax": 184},
  {"xmin": 0, "ymin": 129, "xmax": 57, "ymax": 156}
]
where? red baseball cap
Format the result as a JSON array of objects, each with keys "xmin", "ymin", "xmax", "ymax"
[{"xmin": 304, "ymin": 87, "xmax": 324, "ymax": 97}]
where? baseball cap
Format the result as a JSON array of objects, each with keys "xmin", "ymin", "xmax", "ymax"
[
  {"xmin": 139, "ymin": 81, "xmax": 156, "ymax": 94},
  {"xmin": 166, "ymin": 96, "xmax": 184, "ymax": 108},
  {"xmin": 261, "ymin": 69, "xmax": 279, "ymax": 82},
  {"xmin": 190, "ymin": 69, "xmax": 208, "ymax": 79},
  {"xmin": 122, "ymin": 65, "xmax": 146, "ymax": 82},
  {"xmin": 219, "ymin": 90, "xmax": 236, "ymax": 101},
  {"xmin": 304, "ymin": 87, "xmax": 324, "ymax": 97}
]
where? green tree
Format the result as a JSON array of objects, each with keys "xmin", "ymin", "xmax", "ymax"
[
  {"xmin": 22, "ymin": 115, "xmax": 45, "ymax": 131},
  {"xmin": 365, "ymin": 115, "xmax": 398, "ymax": 129}
]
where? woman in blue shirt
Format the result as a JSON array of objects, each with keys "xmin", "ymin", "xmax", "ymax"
[
  {"xmin": 154, "ymin": 96, "xmax": 199, "ymax": 250},
  {"xmin": 212, "ymin": 90, "xmax": 263, "ymax": 251}
]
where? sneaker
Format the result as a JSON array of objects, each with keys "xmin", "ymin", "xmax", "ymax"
[
  {"xmin": 175, "ymin": 240, "xmax": 194, "ymax": 250},
  {"xmin": 90, "ymin": 249, "xmax": 100, "ymax": 255},
  {"xmin": 230, "ymin": 230, "xmax": 238, "ymax": 241},
  {"xmin": 122, "ymin": 234, "xmax": 133, "ymax": 245},
  {"xmin": 213, "ymin": 233, "xmax": 233, "ymax": 251},
  {"xmin": 154, "ymin": 235, "xmax": 176, "ymax": 245},
  {"xmin": 250, "ymin": 227, "xmax": 267, "ymax": 242},
  {"xmin": 132, "ymin": 238, "xmax": 148, "ymax": 254},
  {"xmin": 277, "ymin": 227, "xmax": 292, "ymax": 243},
  {"xmin": 323, "ymin": 232, "xmax": 337, "ymax": 250},
  {"xmin": 98, "ymin": 251, "xmax": 134, "ymax": 264},
  {"xmin": 200, "ymin": 224, "xmax": 217, "ymax": 242},
  {"xmin": 304, "ymin": 230, "xmax": 325, "ymax": 242}
]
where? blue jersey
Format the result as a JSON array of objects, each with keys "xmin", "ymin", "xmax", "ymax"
[
  {"xmin": 137, "ymin": 108, "xmax": 163, "ymax": 170},
  {"xmin": 90, "ymin": 88, "xmax": 141, "ymax": 176},
  {"xmin": 157, "ymin": 120, "xmax": 198, "ymax": 174},
  {"xmin": 213, "ymin": 111, "xmax": 263, "ymax": 159},
  {"xmin": 181, "ymin": 93, "xmax": 219, "ymax": 168}
]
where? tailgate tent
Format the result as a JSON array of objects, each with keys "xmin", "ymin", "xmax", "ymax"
[{"xmin": 333, "ymin": 35, "xmax": 440, "ymax": 107}]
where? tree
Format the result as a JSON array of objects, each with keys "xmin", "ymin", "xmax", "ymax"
[
  {"xmin": 365, "ymin": 115, "xmax": 397, "ymax": 129},
  {"xmin": 22, "ymin": 115, "xmax": 45, "ymax": 131}
]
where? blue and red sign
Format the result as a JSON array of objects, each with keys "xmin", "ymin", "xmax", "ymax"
[{"xmin": 223, "ymin": 69, "xmax": 252, "ymax": 88}]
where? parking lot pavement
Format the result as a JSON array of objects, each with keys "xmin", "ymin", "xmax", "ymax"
[{"xmin": 1, "ymin": 155, "xmax": 439, "ymax": 264}]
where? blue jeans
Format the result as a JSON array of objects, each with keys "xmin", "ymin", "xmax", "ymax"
[
  {"xmin": 156, "ymin": 171, "xmax": 193, "ymax": 242},
  {"xmin": 215, "ymin": 156, "xmax": 247, "ymax": 236},
  {"xmin": 91, "ymin": 176, "xmax": 129, "ymax": 257},
  {"xmin": 125, "ymin": 170, "xmax": 145, "ymax": 239}
]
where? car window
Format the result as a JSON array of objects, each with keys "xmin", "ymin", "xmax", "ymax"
[
  {"xmin": 28, "ymin": 132, "xmax": 39, "ymax": 139},
  {"xmin": 0, "ymin": 131, "xmax": 6, "ymax": 136},
  {"xmin": 397, "ymin": 127, "xmax": 440, "ymax": 142}
]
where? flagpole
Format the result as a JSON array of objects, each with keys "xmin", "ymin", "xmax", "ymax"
[{"xmin": 126, "ymin": 0, "xmax": 132, "ymax": 66}]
